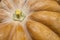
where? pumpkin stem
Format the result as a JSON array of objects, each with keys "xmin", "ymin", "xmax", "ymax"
[{"xmin": 13, "ymin": 9, "xmax": 25, "ymax": 22}]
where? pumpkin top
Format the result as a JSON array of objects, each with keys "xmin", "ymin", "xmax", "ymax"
[{"xmin": 13, "ymin": 9, "xmax": 26, "ymax": 22}]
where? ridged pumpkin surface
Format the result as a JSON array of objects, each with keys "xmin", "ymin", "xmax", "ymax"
[{"xmin": 0, "ymin": 0, "xmax": 60, "ymax": 40}]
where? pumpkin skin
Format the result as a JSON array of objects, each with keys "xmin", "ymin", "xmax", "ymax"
[
  {"xmin": 0, "ymin": 0, "xmax": 60, "ymax": 40},
  {"xmin": 26, "ymin": 20, "xmax": 60, "ymax": 40},
  {"xmin": 0, "ymin": 0, "xmax": 32, "ymax": 40},
  {"xmin": 11, "ymin": 24, "xmax": 27, "ymax": 40},
  {"xmin": 27, "ymin": 0, "xmax": 60, "ymax": 12},
  {"xmin": 11, "ymin": 22, "xmax": 29, "ymax": 40},
  {"xmin": 0, "ymin": 21, "xmax": 31, "ymax": 40},
  {"xmin": 30, "ymin": 11, "xmax": 60, "ymax": 36},
  {"xmin": 0, "ymin": 23, "xmax": 13, "ymax": 40}
]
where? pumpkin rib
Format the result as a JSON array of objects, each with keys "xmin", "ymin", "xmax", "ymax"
[
  {"xmin": 0, "ymin": 0, "xmax": 60, "ymax": 40},
  {"xmin": 30, "ymin": 11, "xmax": 60, "ymax": 36},
  {"xmin": 26, "ymin": 20, "xmax": 60, "ymax": 40}
]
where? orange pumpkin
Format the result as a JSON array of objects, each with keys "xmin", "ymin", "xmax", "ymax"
[
  {"xmin": 0, "ymin": 0, "xmax": 60, "ymax": 40},
  {"xmin": 30, "ymin": 11, "xmax": 60, "ymax": 36}
]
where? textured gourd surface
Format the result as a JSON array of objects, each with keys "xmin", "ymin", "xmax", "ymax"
[
  {"xmin": 26, "ymin": 20, "xmax": 60, "ymax": 40},
  {"xmin": 30, "ymin": 11, "xmax": 60, "ymax": 36},
  {"xmin": 0, "ymin": 0, "xmax": 60, "ymax": 40}
]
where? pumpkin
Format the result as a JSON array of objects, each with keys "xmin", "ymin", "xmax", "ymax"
[
  {"xmin": 0, "ymin": 0, "xmax": 60, "ymax": 40},
  {"xmin": 27, "ymin": 0, "xmax": 60, "ymax": 12},
  {"xmin": 30, "ymin": 11, "xmax": 60, "ymax": 36},
  {"xmin": 26, "ymin": 20, "xmax": 60, "ymax": 40}
]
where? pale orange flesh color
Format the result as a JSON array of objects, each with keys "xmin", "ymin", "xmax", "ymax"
[
  {"xmin": 30, "ymin": 11, "xmax": 60, "ymax": 36},
  {"xmin": 27, "ymin": 0, "xmax": 60, "ymax": 12},
  {"xmin": 0, "ymin": 23, "xmax": 13, "ymax": 40},
  {"xmin": 11, "ymin": 23, "xmax": 29, "ymax": 40},
  {"xmin": 2, "ymin": 0, "xmax": 13, "ymax": 9},
  {"xmin": 26, "ymin": 20, "xmax": 60, "ymax": 40}
]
